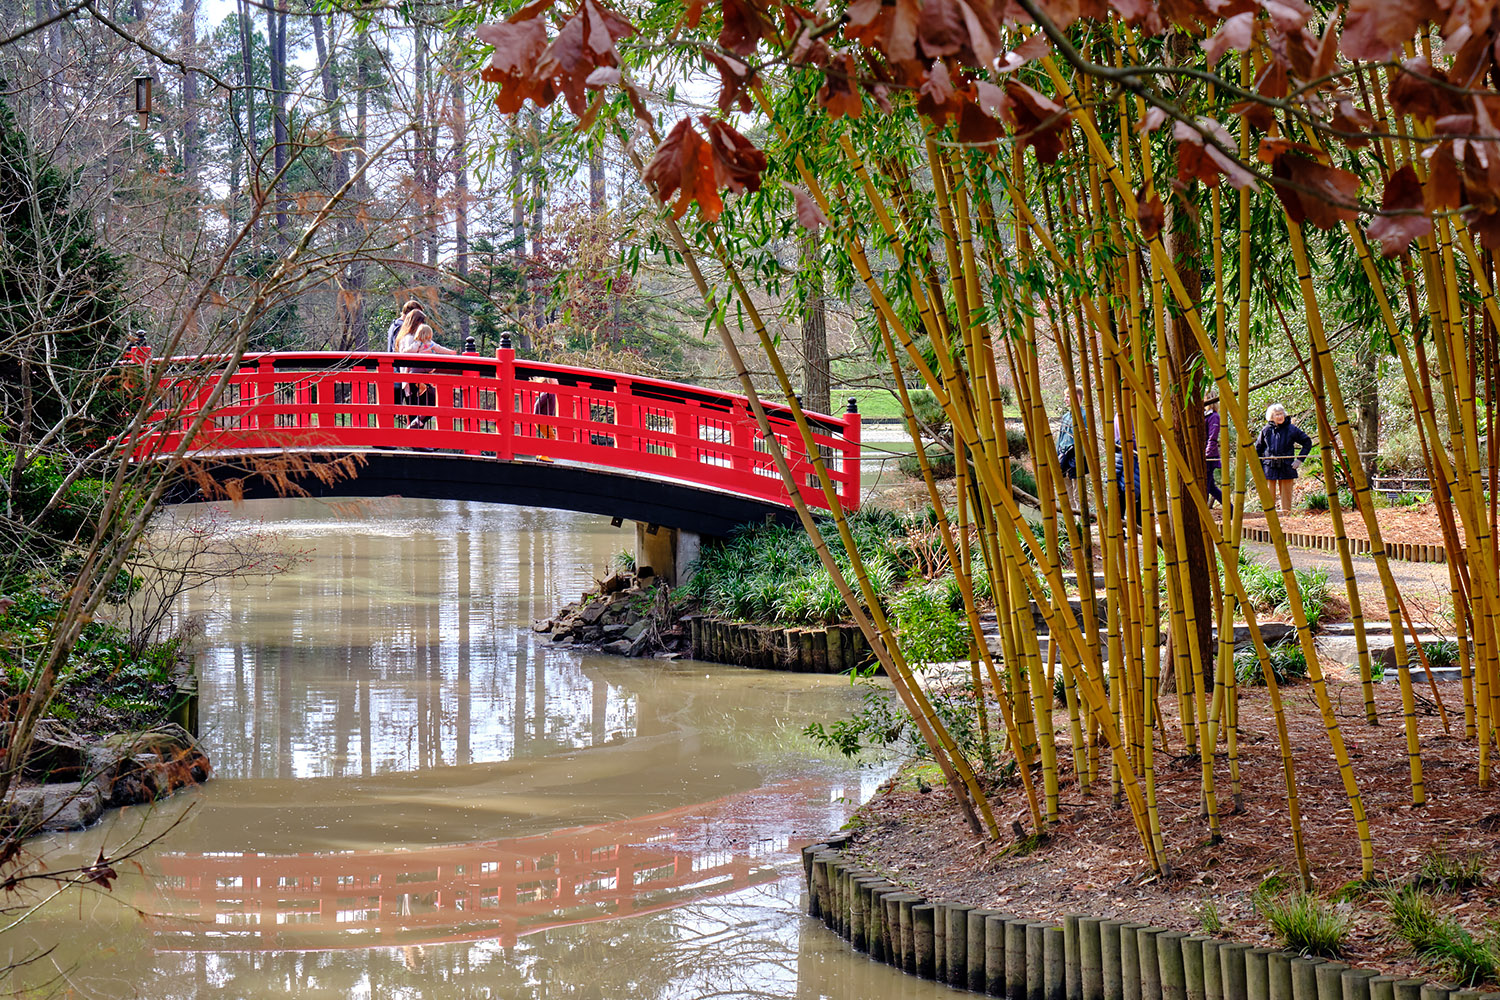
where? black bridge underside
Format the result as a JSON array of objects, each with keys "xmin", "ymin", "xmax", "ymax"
[{"xmin": 161, "ymin": 451, "xmax": 801, "ymax": 537}]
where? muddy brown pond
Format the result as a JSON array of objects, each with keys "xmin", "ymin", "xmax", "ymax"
[{"xmin": 5, "ymin": 498, "xmax": 969, "ymax": 999}]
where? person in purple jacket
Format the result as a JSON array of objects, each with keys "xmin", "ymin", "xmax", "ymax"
[{"xmin": 1204, "ymin": 402, "xmax": 1223, "ymax": 506}]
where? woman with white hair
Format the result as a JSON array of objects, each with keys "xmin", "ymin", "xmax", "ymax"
[{"xmin": 1254, "ymin": 402, "xmax": 1313, "ymax": 512}]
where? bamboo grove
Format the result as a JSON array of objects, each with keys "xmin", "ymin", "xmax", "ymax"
[{"xmin": 474, "ymin": 0, "xmax": 1500, "ymax": 881}]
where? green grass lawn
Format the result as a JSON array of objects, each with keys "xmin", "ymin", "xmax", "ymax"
[{"xmin": 841, "ymin": 387, "xmax": 906, "ymax": 421}]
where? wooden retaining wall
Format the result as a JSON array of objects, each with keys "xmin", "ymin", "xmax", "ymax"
[
  {"xmin": 686, "ymin": 616, "xmax": 873, "ymax": 673},
  {"xmin": 801, "ymin": 839, "xmax": 1498, "ymax": 1000},
  {"xmin": 1240, "ymin": 526, "xmax": 1450, "ymax": 564}
]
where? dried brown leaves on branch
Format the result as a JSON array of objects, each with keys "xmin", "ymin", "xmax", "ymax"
[{"xmin": 476, "ymin": 0, "xmax": 1500, "ymax": 251}]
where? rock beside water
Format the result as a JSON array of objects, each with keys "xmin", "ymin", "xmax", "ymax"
[
  {"xmin": 2, "ymin": 722, "xmax": 212, "ymax": 835},
  {"xmin": 541, "ymin": 573, "xmax": 690, "ymax": 659}
]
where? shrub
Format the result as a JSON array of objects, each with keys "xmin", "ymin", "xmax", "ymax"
[
  {"xmin": 1254, "ymin": 888, "xmax": 1351, "ymax": 958},
  {"xmin": 806, "ymin": 573, "xmax": 847, "ymax": 626},
  {"xmin": 1006, "ymin": 425, "xmax": 1029, "ymax": 459},
  {"xmin": 1423, "ymin": 640, "xmax": 1459, "ymax": 671},
  {"xmin": 890, "ymin": 584, "xmax": 969, "ymax": 667},
  {"xmin": 1012, "ymin": 463, "xmax": 1037, "ymax": 497},
  {"xmin": 909, "ymin": 389, "xmax": 949, "ymax": 433},
  {"xmin": 1380, "ymin": 424, "xmax": 1429, "ymax": 474},
  {"xmin": 1198, "ymin": 900, "xmax": 1224, "ymax": 936},
  {"xmin": 1236, "ymin": 641, "xmax": 1310, "ymax": 687},
  {"xmin": 899, "ymin": 450, "xmax": 955, "ymax": 480},
  {"xmin": 1301, "ymin": 491, "xmax": 1330, "ymax": 513},
  {"xmin": 1297, "ymin": 567, "xmax": 1333, "ymax": 629},
  {"xmin": 688, "ymin": 513, "xmax": 908, "ymax": 625},
  {"xmin": 1236, "ymin": 558, "xmax": 1334, "ymax": 628},
  {"xmin": 805, "ymin": 666, "xmax": 986, "ymax": 762}
]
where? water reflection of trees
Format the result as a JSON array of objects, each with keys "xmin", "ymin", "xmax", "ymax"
[{"xmin": 187, "ymin": 501, "xmax": 638, "ymax": 780}]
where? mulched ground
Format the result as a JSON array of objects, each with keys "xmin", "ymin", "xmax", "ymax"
[
  {"xmin": 843, "ymin": 677, "xmax": 1500, "ymax": 982},
  {"xmin": 1240, "ymin": 500, "xmax": 1461, "ymax": 548}
]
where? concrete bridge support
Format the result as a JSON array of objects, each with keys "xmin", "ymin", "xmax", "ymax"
[{"xmin": 634, "ymin": 523, "xmax": 700, "ymax": 587}]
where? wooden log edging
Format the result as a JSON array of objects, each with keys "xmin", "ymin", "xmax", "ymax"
[
  {"xmin": 686, "ymin": 616, "xmax": 875, "ymax": 673},
  {"xmin": 800, "ymin": 840, "xmax": 1498, "ymax": 1000},
  {"xmin": 1239, "ymin": 526, "xmax": 1451, "ymax": 564}
]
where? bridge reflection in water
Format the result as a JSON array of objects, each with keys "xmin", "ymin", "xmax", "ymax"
[{"xmin": 153, "ymin": 775, "xmax": 846, "ymax": 953}]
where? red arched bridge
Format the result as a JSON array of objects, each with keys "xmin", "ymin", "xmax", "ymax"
[{"xmin": 131, "ymin": 340, "xmax": 861, "ymax": 558}]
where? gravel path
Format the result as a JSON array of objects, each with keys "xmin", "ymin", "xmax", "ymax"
[{"xmin": 1238, "ymin": 537, "xmax": 1454, "ymax": 598}]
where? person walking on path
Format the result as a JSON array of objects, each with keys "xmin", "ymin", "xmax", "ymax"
[
  {"xmin": 1204, "ymin": 402, "xmax": 1223, "ymax": 506},
  {"xmin": 1254, "ymin": 402, "xmax": 1312, "ymax": 513},
  {"xmin": 1056, "ymin": 392, "xmax": 1080, "ymax": 513},
  {"xmin": 1114, "ymin": 412, "xmax": 1140, "ymax": 522}
]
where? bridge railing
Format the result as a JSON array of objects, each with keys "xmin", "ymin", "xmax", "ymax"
[{"xmin": 131, "ymin": 343, "xmax": 860, "ymax": 512}]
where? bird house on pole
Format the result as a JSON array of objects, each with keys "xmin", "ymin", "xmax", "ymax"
[{"xmin": 134, "ymin": 75, "xmax": 152, "ymax": 128}]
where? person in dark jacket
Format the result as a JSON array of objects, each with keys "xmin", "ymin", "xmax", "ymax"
[
  {"xmin": 1204, "ymin": 402, "xmax": 1223, "ymax": 506},
  {"xmin": 1255, "ymin": 402, "xmax": 1312, "ymax": 512}
]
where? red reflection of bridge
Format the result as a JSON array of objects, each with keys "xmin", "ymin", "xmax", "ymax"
[{"xmin": 151, "ymin": 776, "xmax": 846, "ymax": 952}]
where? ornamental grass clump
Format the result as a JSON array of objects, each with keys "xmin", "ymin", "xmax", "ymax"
[
  {"xmin": 1254, "ymin": 886, "xmax": 1351, "ymax": 958},
  {"xmin": 1411, "ymin": 851, "xmax": 1486, "ymax": 893},
  {"xmin": 1235, "ymin": 642, "xmax": 1310, "ymax": 688},
  {"xmin": 1383, "ymin": 886, "xmax": 1500, "ymax": 987},
  {"xmin": 1301, "ymin": 491, "xmax": 1330, "ymax": 513}
]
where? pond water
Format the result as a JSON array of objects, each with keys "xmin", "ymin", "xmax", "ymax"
[{"xmin": 6, "ymin": 498, "xmax": 968, "ymax": 999}]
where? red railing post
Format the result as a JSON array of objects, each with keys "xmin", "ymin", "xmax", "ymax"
[
  {"xmin": 614, "ymin": 378, "xmax": 635, "ymax": 455},
  {"xmin": 496, "ymin": 337, "xmax": 515, "ymax": 461},
  {"xmin": 730, "ymin": 404, "xmax": 754, "ymax": 480},
  {"xmin": 843, "ymin": 396, "xmax": 861, "ymax": 509},
  {"xmin": 462, "ymin": 336, "xmax": 478, "ymax": 450},
  {"xmin": 255, "ymin": 356, "xmax": 275, "ymax": 438}
]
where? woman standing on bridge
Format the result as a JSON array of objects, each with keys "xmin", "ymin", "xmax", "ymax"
[{"xmin": 400, "ymin": 322, "xmax": 456, "ymax": 428}]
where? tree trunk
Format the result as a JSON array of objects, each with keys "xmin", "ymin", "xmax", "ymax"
[
  {"xmin": 510, "ymin": 127, "xmax": 528, "ymax": 349},
  {"xmin": 180, "ymin": 0, "xmax": 198, "ymax": 182},
  {"xmin": 800, "ymin": 231, "xmax": 830, "ymax": 413},
  {"xmin": 349, "ymin": 23, "xmax": 370, "ymax": 350},
  {"xmin": 269, "ymin": 0, "xmax": 288, "ymax": 240},
  {"xmin": 1358, "ymin": 344, "xmax": 1380, "ymax": 477},
  {"xmin": 413, "ymin": 23, "xmax": 436, "ymax": 271},
  {"xmin": 312, "ymin": 12, "xmax": 357, "ymax": 350},
  {"xmin": 453, "ymin": 70, "xmax": 470, "ymax": 342},
  {"xmin": 237, "ymin": 0, "xmax": 256, "ymax": 236},
  {"xmin": 1166, "ymin": 184, "xmax": 1215, "ymax": 690},
  {"xmin": 589, "ymin": 143, "xmax": 605, "ymax": 213},
  {"xmin": 528, "ymin": 111, "xmax": 545, "ymax": 337}
]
